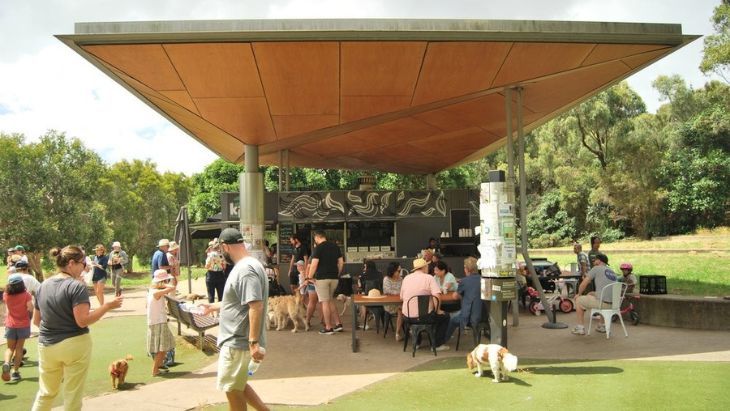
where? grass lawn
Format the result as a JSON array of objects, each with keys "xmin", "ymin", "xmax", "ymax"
[
  {"xmin": 0, "ymin": 315, "xmax": 215, "ymax": 408},
  {"xmin": 203, "ymin": 357, "xmax": 730, "ymax": 410}
]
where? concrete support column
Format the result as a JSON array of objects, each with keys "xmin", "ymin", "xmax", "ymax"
[
  {"xmin": 425, "ymin": 173, "xmax": 437, "ymax": 189},
  {"xmin": 240, "ymin": 144, "xmax": 266, "ymax": 262}
]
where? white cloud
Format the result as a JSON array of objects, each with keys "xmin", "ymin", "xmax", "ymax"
[{"xmin": 0, "ymin": 0, "xmax": 723, "ymax": 174}]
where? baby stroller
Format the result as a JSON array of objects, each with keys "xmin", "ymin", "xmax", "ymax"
[{"xmin": 267, "ymin": 268, "xmax": 288, "ymax": 296}]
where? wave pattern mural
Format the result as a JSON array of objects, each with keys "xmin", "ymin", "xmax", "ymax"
[{"xmin": 279, "ymin": 190, "xmax": 450, "ymax": 221}]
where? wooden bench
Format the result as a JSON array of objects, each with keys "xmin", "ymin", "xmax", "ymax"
[{"xmin": 165, "ymin": 295, "xmax": 219, "ymax": 350}]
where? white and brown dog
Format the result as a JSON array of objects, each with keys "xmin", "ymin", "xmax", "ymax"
[{"xmin": 466, "ymin": 344, "xmax": 518, "ymax": 382}]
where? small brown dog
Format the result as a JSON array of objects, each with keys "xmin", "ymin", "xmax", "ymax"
[{"xmin": 109, "ymin": 355, "xmax": 133, "ymax": 389}]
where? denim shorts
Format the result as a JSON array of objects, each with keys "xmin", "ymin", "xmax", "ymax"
[{"xmin": 5, "ymin": 326, "xmax": 31, "ymax": 340}]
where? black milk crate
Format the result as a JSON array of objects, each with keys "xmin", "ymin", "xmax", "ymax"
[{"xmin": 639, "ymin": 275, "xmax": 667, "ymax": 295}]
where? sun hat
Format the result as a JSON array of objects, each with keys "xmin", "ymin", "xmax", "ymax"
[
  {"xmin": 367, "ymin": 288, "xmax": 382, "ymax": 297},
  {"xmin": 112, "ymin": 241, "xmax": 121, "ymax": 248},
  {"xmin": 158, "ymin": 239, "xmax": 170, "ymax": 248},
  {"xmin": 7, "ymin": 274, "xmax": 23, "ymax": 285},
  {"xmin": 411, "ymin": 258, "xmax": 429, "ymax": 272},
  {"xmin": 168, "ymin": 241, "xmax": 179, "ymax": 251},
  {"xmin": 152, "ymin": 269, "xmax": 173, "ymax": 283},
  {"xmin": 219, "ymin": 228, "xmax": 244, "ymax": 245}
]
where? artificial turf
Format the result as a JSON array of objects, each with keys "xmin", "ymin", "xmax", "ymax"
[{"xmin": 0, "ymin": 315, "xmax": 215, "ymax": 408}]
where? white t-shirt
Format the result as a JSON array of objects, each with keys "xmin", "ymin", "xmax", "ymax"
[
  {"xmin": 19, "ymin": 273, "xmax": 41, "ymax": 295},
  {"xmin": 146, "ymin": 288, "xmax": 168, "ymax": 326}
]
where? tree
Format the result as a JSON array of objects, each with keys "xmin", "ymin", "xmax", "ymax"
[
  {"xmin": 701, "ymin": 0, "xmax": 730, "ymax": 82},
  {"xmin": 188, "ymin": 159, "xmax": 243, "ymax": 222},
  {"xmin": 0, "ymin": 131, "xmax": 109, "ymax": 278},
  {"xmin": 99, "ymin": 160, "xmax": 190, "ymax": 266}
]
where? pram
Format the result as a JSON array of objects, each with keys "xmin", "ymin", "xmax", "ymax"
[{"xmin": 267, "ymin": 268, "xmax": 288, "ymax": 296}]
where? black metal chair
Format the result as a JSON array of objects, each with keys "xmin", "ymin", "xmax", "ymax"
[
  {"xmin": 455, "ymin": 302, "xmax": 490, "ymax": 351},
  {"xmin": 402, "ymin": 295, "xmax": 440, "ymax": 357}
]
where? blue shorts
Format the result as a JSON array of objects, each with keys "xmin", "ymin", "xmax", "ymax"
[{"xmin": 5, "ymin": 326, "xmax": 31, "ymax": 340}]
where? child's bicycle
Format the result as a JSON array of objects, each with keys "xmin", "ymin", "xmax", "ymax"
[
  {"xmin": 526, "ymin": 278, "xmax": 575, "ymax": 316},
  {"xmin": 618, "ymin": 293, "xmax": 640, "ymax": 325}
]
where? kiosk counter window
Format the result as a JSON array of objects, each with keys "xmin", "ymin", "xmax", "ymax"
[{"xmin": 346, "ymin": 221, "xmax": 395, "ymax": 262}]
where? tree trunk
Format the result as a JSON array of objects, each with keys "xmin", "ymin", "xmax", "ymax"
[
  {"xmin": 127, "ymin": 253, "xmax": 135, "ymax": 274},
  {"xmin": 28, "ymin": 251, "xmax": 45, "ymax": 281}
]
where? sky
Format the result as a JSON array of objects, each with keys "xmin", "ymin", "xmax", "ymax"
[{"xmin": 0, "ymin": 0, "xmax": 722, "ymax": 175}]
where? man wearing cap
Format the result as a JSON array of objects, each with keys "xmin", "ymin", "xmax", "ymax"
[
  {"xmin": 571, "ymin": 253, "xmax": 618, "ymax": 335},
  {"xmin": 400, "ymin": 258, "xmax": 450, "ymax": 351},
  {"xmin": 307, "ymin": 230, "xmax": 344, "ymax": 335},
  {"xmin": 15, "ymin": 245, "xmax": 29, "ymax": 264},
  {"xmin": 201, "ymin": 228, "xmax": 269, "ymax": 411},
  {"xmin": 109, "ymin": 242, "xmax": 129, "ymax": 297},
  {"xmin": 151, "ymin": 239, "xmax": 171, "ymax": 278}
]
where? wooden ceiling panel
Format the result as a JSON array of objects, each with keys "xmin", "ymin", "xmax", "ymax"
[
  {"xmin": 492, "ymin": 43, "xmax": 595, "ymax": 87},
  {"xmin": 341, "ymin": 96, "xmax": 412, "ymax": 123},
  {"xmin": 164, "ymin": 43, "xmax": 263, "ymax": 98},
  {"xmin": 142, "ymin": 93, "xmax": 243, "ymax": 162},
  {"xmin": 341, "ymin": 42, "xmax": 426, "ymax": 96},
  {"xmin": 272, "ymin": 115, "xmax": 339, "ymax": 139},
  {"xmin": 84, "ymin": 44, "xmax": 184, "ymax": 91},
  {"xmin": 253, "ymin": 42, "xmax": 339, "ymax": 115},
  {"xmin": 621, "ymin": 48, "xmax": 672, "ymax": 69},
  {"xmin": 442, "ymin": 93, "xmax": 508, "ymax": 131},
  {"xmin": 160, "ymin": 91, "xmax": 199, "ymax": 114},
  {"xmin": 412, "ymin": 42, "xmax": 512, "ymax": 105},
  {"xmin": 582, "ymin": 44, "xmax": 670, "ymax": 66},
  {"xmin": 522, "ymin": 61, "xmax": 628, "ymax": 113},
  {"xmin": 194, "ymin": 98, "xmax": 275, "ymax": 144},
  {"xmin": 419, "ymin": 130, "xmax": 492, "ymax": 151}
]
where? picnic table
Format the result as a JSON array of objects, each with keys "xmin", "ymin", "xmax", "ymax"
[{"xmin": 351, "ymin": 292, "xmax": 460, "ymax": 352}]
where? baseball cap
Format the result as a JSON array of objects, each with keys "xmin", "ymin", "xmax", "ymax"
[
  {"xmin": 14, "ymin": 260, "xmax": 29, "ymax": 269},
  {"xmin": 219, "ymin": 228, "xmax": 244, "ymax": 245},
  {"xmin": 8, "ymin": 274, "xmax": 23, "ymax": 285},
  {"xmin": 14, "ymin": 245, "xmax": 25, "ymax": 251}
]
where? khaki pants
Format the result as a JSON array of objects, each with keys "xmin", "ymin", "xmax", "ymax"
[{"xmin": 33, "ymin": 333, "xmax": 92, "ymax": 411}]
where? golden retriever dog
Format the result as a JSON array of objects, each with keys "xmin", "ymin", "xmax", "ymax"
[
  {"xmin": 466, "ymin": 344, "xmax": 518, "ymax": 382},
  {"xmin": 109, "ymin": 355, "xmax": 133, "ymax": 389},
  {"xmin": 273, "ymin": 293, "xmax": 309, "ymax": 333}
]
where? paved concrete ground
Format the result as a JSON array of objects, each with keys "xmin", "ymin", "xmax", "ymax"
[{"xmin": 2, "ymin": 277, "xmax": 728, "ymax": 410}]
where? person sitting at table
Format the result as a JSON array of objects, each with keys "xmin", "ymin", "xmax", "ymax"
[
  {"xmin": 421, "ymin": 249, "xmax": 435, "ymax": 275},
  {"xmin": 358, "ymin": 260, "xmax": 383, "ymax": 329},
  {"xmin": 382, "ymin": 261, "xmax": 404, "ymax": 342},
  {"xmin": 400, "ymin": 258, "xmax": 450, "ymax": 352},
  {"xmin": 433, "ymin": 261, "xmax": 457, "ymax": 294},
  {"xmin": 443, "ymin": 257, "xmax": 483, "ymax": 348}
]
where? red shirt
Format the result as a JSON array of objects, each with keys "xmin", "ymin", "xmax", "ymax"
[{"xmin": 3, "ymin": 291, "xmax": 32, "ymax": 328}]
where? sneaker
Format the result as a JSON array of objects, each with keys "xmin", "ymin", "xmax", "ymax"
[
  {"xmin": 159, "ymin": 365, "xmax": 169, "ymax": 371},
  {"xmin": 435, "ymin": 345, "xmax": 450, "ymax": 352},
  {"xmin": 10, "ymin": 372, "xmax": 20, "ymax": 382},
  {"xmin": 319, "ymin": 328, "xmax": 335, "ymax": 335},
  {"xmin": 571, "ymin": 326, "xmax": 586, "ymax": 335},
  {"xmin": 596, "ymin": 325, "xmax": 606, "ymax": 333},
  {"xmin": 2, "ymin": 363, "xmax": 10, "ymax": 382},
  {"xmin": 333, "ymin": 324, "xmax": 344, "ymax": 332}
]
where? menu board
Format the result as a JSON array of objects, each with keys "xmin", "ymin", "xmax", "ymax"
[{"xmin": 278, "ymin": 223, "xmax": 294, "ymax": 264}]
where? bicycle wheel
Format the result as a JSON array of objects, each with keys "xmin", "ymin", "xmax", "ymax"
[{"xmin": 559, "ymin": 299, "xmax": 574, "ymax": 313}]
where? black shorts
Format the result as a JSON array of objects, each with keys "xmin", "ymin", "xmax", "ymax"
[
  {"xmin": 289, "ymin": 271, "xmax": 299, "ymax": 287},
  {"xmin": 92, "ymin": 272, "xmax": 107, "ymax": 283}
]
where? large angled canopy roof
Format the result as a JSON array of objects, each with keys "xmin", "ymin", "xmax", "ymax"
[{"xmin": 58, "ymin": 19, "xmax": 697, "ymax": 174}]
